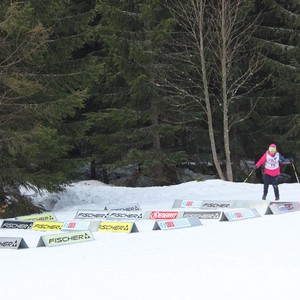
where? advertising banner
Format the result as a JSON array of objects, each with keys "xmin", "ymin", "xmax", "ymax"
[
  {"xmin": 37, "ymin": 231, "xmax": 94, "ymax": 247},
  {"xmin": 173, "ymin": 199, "xmax": 268, "ymax": 209},
  {"xmin": 172, "ymin": 200, "xmax": 203, "ymax": 208},
  {"xmin": 62, "ymin": 221, "xmax": 100, "ymax": 232},
  {"xmin": 153, "ymin": 217, "xmax": 202, "ymax": 230},
  {"xmin": 75, "ymin": 210, "xmax": 109, "ymax": 220},
  {"xmin": 1, "ymin": 220, "xmax": 34, "ymax": 230},
  {"xmin": 182, "ymin": 211, "xmax": 221, "ymax": 220},
  {"xmin": 104, "ymin": 203, "xmax": 141, "ymax": 211},
  {"xmin": 16, "ymin": 213, "xmax": 57, "ymax": 221},
  {"xmin": 265, "ymin": 202, "xmax": 300, "ymax": 215},
  {"xmin": 220, "ymin": 208, "xmax": 261, "ymax": 222},
  {"xmin": 107, "ymin": 211, "xmax": 144, "ymax": 221},
  {"xmin": 98, "ymin": 221, "xmax": 139, "ymax": 233},
  {"xmin": 144, "ymin": 211, "xmax": 183, "ymax": 220},
  {"xmin": 0, "ymin": 237, "xmax": 29, "ymax": 249},
  {"xmin": 32, "ymin": 221, "xmax": 64, "ymax": 231}
]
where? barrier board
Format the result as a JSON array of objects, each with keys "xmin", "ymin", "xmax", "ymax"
[
  {"xmin": 182, "ymin": 211, "xmax": 221, "ymax": 220},
  {"xmin": 62, "ymin": 220, "xmax": 100, "ymax": 232},
  {"xmin": 172, "ymin": 200, "xmax": 203, "ymax": 208},
  {"xmin": 144, "ymin": 211, "xmax": 183, "ymax": 220},
  {"xmin": 1, "ymin": 220, "xmax": 33, "ymax": 230},
  {"xmin": 98, "ymin": 221, "xmax": 139, "ymax": 233},
  {"xmin": 32, "ymin": 221, "xmax": 64, "ymax": 231},
  {"xmin": 219, "ymin": 208, "xmax": 260, "ymax": 222},
  {"xmin": 0, "ymin": 237, "xmax": 29, "ymax": 249},
  {"xmin": 75, "ymin": 209, "xmax": 109, "ymax": 220},
  {"xmin": 173, "ymin": 199, "xmax": 267, "ymax": 209},
  {"xmin": 265, "ymin": 202, "xmax": 300, "ymax": 215},
  {"xmin": 107, "ymin": 211, "xmax": 144, "ymax": 221},
  {"xmin": 153, "ymin": 217, "xmax": 202, "ymax": 230},
  {"xmin": 16, "ymin": 213, "xmax": 57, "ymax": 221},
  {"xmin": 37, "ymin": 230, "xmax": 94, "ymax": 247},
  {"xmin": 104, "ymin": 203, "xmax": 141, "ymax": 211}
]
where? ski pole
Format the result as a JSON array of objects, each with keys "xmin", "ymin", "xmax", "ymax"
[
  {"xmin": 292, "ymin": 163, "xmax": 299, "ymax": 183},
  {"xmin": 244, "ymin": 169, "xmax": 254, "ymax": 183}
]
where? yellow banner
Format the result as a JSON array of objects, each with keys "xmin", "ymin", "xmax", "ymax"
[
  {"xmin": 32, "ymin": 221, "xmax": 63, "ymax": 231},
  {"xmin": 98, "ymin": 221, "xmax": 133, "ymax": 233},
  {"xmin": 17, "ymin": 213, "xmax": 56, "ymax": 221}
]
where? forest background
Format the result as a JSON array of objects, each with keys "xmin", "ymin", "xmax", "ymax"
[{"xmin": 0, "ymin": 0, "xmax": 299, "ymax": 215}]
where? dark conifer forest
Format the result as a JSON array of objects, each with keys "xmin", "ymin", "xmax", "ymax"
[{"xmin": 0, "ymin": 0, "xmax": 299, "ymax": 212}]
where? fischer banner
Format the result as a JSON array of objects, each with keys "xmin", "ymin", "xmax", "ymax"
[
  {"xmin": 1, "ymin": 220, "xmax": 34, "ymax": 230},
  {"xmin": 0, "ymin": 237, "xmax": 29, "ymax": 249},
  {"xmin": 104, "ymin": 203, "xmax": 141, "ymax": 211},
  {"xmin": 75, "ymin": 210, "xmax": 109, "ymax": 220},
  {"xmin": 16, "ymin": 213, "xmax": 57, "ymax": 221},
  {"xmin": 32, "ymin": 221, "xmax": 64, "ymax": 231},
  {"xmin": 37, "ymin": 230, "xmax": 94, "ymax": 247},
  {"xmin": 107, "ymin": 211, "xmax": 144, "ymax": 221},
  {"xmin": 182, "ymin": 211, "xmax": 221, "ymax": 220},
  {"xmin": 173, "ymin": 199, "xmax": 267, "ymax": 209},
  {"xmin": 265, "ymin": 202, "xmax": 300, "ymax": 215},
  {"xmin": 220, "ymin": 208, "xmax": 261, "ymax": 222},
  {"xmin": 153, "ymin": 217, "xmax": 202, "ymax": 231},
  {"xmin": 98, "ymin": 221, "xmax": 139, "ymax": 233}
]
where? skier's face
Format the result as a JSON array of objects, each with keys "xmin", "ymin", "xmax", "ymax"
[{"xmin": 269, "ymin": 147, "xmax": 276, "ymax": 154}]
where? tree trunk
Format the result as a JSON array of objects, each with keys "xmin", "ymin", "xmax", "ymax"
[
  {"xmin": 220, "ymin": 0, "xmax": 233, "ymax": 181},
  {"xmin": 151, "ymin": 98, "xmax": 165, "ymax": 185},
  {"xmin": 144, "ymin": 18, "xmax": 165, "ymax": 185},
  {"xmin": 197, "ymin": 0, "xmax": 225, "ymax": 180}
]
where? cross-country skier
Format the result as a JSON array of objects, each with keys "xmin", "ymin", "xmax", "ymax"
[{"xmin": 255, "ymin": 144, "xmax": 291, "ymax": 201}]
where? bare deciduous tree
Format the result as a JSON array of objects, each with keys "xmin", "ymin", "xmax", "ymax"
[{"xmin": 162, "ymin": 0, "xmax": 266, "ymax": 181}]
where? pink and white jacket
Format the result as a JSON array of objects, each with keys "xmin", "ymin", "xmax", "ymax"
[{"xmin": 255, "ymin": 150, "xmax": 290, "ymax": 177}]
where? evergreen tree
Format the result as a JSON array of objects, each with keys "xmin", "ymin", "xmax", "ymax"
[
  {"xmin": 85, "ymin": 0, "xmax": 185, "ymax": 185},
  {"xmin": 0, "ymin": 1, "xmax": 98, "ymax": 217},
  {"xmin": 250, "ymin": 0, "xmax": 300, "ymax": 157}
]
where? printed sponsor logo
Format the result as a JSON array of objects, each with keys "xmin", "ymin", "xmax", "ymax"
[
  {"xmin": 202, "ymin": 202, "xmax": 231, "ymax": 208},
  {"xmin": 48, "ymin": 232, "xmax": 92, "ymax": 244},
  {"xmin": 108, "ymin": 212, "xmax": 143, "ymax": 220},
  {"xmin": 76, "ymin": 211, "xmax": 109, "ymax": 219},
  {"xmin": 165, "ymin": 221, "xmax": 175, "ymax": 228},
  {"xmin": 149, "ymin": 211, "xmax": 179, "ymax": 220},
  {"xmin": 158, "ymin": 218, "xmax": 191, "ymax": 230},
  {"xmin": 0, "ymin": 240, "xmax": 18, "ymax": 248},
  {"xmin": 181, "ymin": 200, "xmax": 202, "ymax": 208},
  {"xmin": 62, "ymin": 221, "xmax": 90, "ymax": 230},
  {"xmin": 183, "ymin": 211, "xmax": 220, "ymax": 219},
  {"xmin": 32, "ymin": 221, "xmax": 63, "ymax": 231},
  {"xmin": 1, "ymin": 220, "xmax": 33, "ymax": 230},
  {"xmin": 109, "ymin": 206, "xmax": 140, "ymax": 211},
  {"xmin": 17, "ymin": 213, "xmax": 56, "ymax": 221},
  {"xmin": 229, "ymin": 212, "xmax": 243, "ymax": 219},
  {"xmin": 227, "ymin": 209, "xmax": 258, "ymax": 221},
  {"xmin": 277, "ymin": 203, "xmax": 294, "ymax": 211},
  {"xmin": 98, "ymin": 222, "xmax": 132, "ymax": 233}
]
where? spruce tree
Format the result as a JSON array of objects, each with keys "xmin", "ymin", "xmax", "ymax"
[
  {"xmin": 251, "ymin": 0, "xmax": 300, "ymax": 156},
  {"xmin": 85, "ymin": 0, "xmax": 184, "ymax": 185},
  {"xmin": 0, "ymin": 1, "xmax": 98, "ymax": 217}
]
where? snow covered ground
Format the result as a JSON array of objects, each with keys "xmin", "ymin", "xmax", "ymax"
[{"xmin": 1, "ymin": 179, "xmax": 300, "ymax": 300}]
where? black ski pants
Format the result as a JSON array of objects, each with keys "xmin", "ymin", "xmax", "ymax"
[{"xmin": 263, "ymin": 174, "xmax": 279, "ymax": 199}]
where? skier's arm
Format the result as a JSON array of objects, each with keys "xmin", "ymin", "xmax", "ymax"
[
  {"xmin": 279, "ymin": 154, "xmax": 291, "ymax": 164},
  {"xmin": 255, "ymin": 153, "xmax": 266, "ymax": 168}
]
